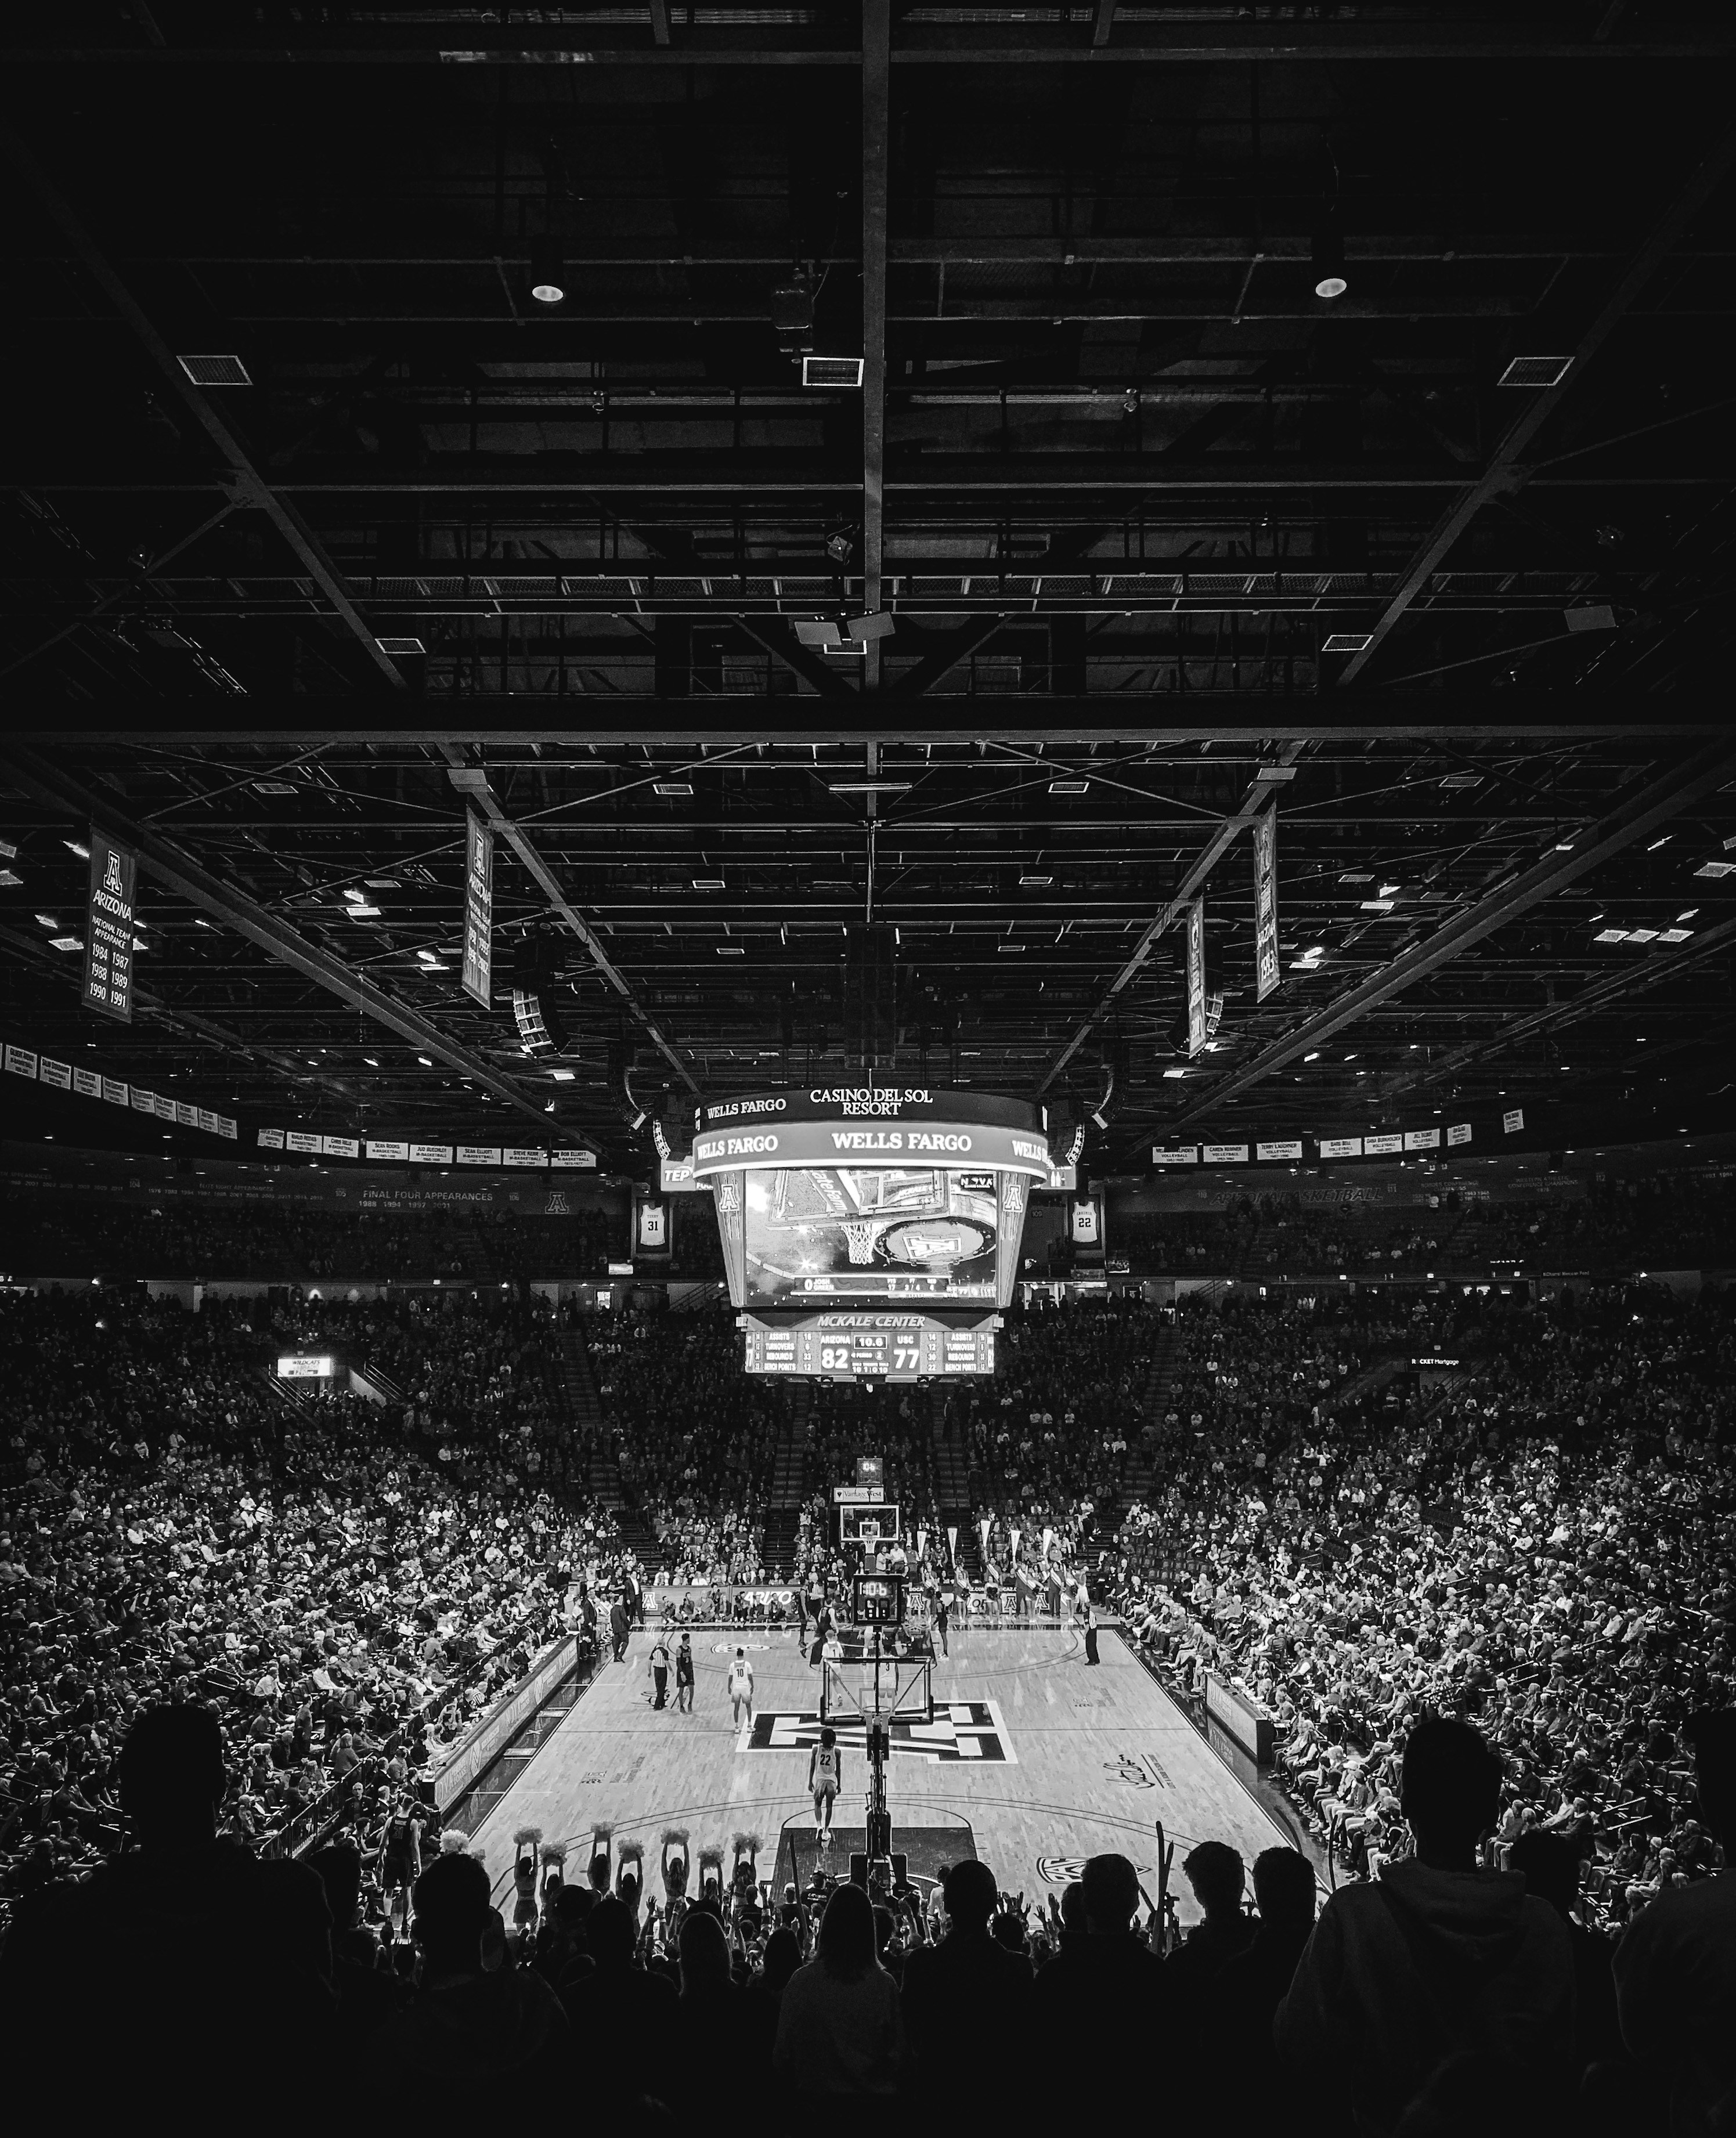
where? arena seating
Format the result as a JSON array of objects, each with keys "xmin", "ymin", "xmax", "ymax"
[{"xmin": 2, "ymin": 1266, "xmax": 1731, "ymax": 2126}]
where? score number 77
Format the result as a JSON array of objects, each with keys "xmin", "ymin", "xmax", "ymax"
[{"xmin": 892, "ymin": 1343, "xmax": 920, "ymax": 1371}]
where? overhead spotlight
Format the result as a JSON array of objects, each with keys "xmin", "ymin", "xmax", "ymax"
[
  {"xmin": 825, "ymin": 530, "xmax": 855, "ymax": 566},
  {"xmin": 1312, "ymin": 229, "xmax": 1348, "ymax": 301},
  {"xmin": 528, "ymin": 240, "xmax": 566, "ymax": 306},
  {"xmin": 652, "ymin": 1118, "xmax": 672, "ymax": 1160},
  {"xmin": 1122, "ymin": 387, "xmax": 1140, "ymax": 416},
  {"xmin": 771, "ymin": 275, "xmax": 817, "ymax": 353}
]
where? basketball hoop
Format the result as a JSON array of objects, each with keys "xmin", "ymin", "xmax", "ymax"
[{"xmin": 842, "ymin": 1219, "xmax": 880, "ymax": 1265}]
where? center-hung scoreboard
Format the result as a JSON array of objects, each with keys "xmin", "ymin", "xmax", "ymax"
[{"xmin": 686, "ymin": 1086, "xmax": 1054, "ymax": 1386}]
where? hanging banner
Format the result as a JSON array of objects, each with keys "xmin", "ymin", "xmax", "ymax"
[
  {"xmin": 460, "ymin": 811, "xmax": 493, "ymax": 1009},
  {"xmin": 82, "ymin": 829, "xmax": 138, "ymax": 1024},
  {"xmin": 947, "ymin": 1526, "xmax": 959, "ymax": 1561},
  {"xmin": 977, "ymin": 1518, "xmax": 990, "ymax": 1562},
  {"xmin": 1253, "ymin": 807, "xmax": 1280, "ymax": 1002},
  {"xmin": 1186, "ymin": 898, "xmax": 1207, "ymax": 1057}
]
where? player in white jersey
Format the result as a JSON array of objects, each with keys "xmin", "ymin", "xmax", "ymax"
[
  {"xmin": 728, "ymin": 1646, "xmax": 755, "ymax": 1728},
  {"xmin": 807, "ymin": 1725, "xmax": 843, "ymax": 1844}
]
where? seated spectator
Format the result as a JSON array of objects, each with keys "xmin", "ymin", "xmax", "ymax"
[
  {"xmin": 900, "ymin": 1858, "xmax": 1033, "ymax": 2101},
  {"xmin": 367, "ymin": 1848, "xmax": 566, "ymax": 2108},
  {"xmin": 1614, "ymin": 1707, "xmax": 1736, "ymax": 2137},
  {"xmin": 774, "ymin": 1880, "xmax": 905, "ymax": 2097},
  {"xmin": 1275, "ymin": 1716, "xmax": 1575, "ymax": 2136}
]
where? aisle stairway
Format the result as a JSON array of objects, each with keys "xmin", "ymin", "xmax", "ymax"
[
  {"xmin": 558, "ymin": 1327, "xmax": 655, "ymax": 1558},
  {"xmin": 931, "ymin": 1389, "xmax": 979, "ymax": 1576},
  {"xmin": 761, "ymin": 1399, "xmax": 809, "ymax": 1577}
]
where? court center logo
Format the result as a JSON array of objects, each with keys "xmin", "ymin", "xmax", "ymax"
[
  {"xmin": 743, "ymin": 1700, "xmax": 1016, "ymax": 1765},
  {"xmin": 1037, "ymin": 1857, "xmax": 1088, "ymax": 1886}
]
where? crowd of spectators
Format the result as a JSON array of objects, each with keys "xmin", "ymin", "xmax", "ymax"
[
  {"xmin": 2, "ymin": 1692, "xmax": 1730, "ymax": 2131},
  {"xmin": 586, "ymin": 1308, "xmax": 784, "ymax": 1583},
  {"xmin": 1, "ymin": 1190, "xmax": 623, "ymax": 1283},
  {"xmin": 1101, "ymin": 1285, "xmax": 1735, "ymax": 1942},
  {"xmin": 0, "ymin": 1288, "xmax": 640, "ymax": 1919},
  {"xmin": 1110, "ymin": 1171, "xmax": 1736, "ymax": 1282}
]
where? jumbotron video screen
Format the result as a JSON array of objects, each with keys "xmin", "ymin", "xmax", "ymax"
[{"xmin": 744, "ymin": 1164, "xmax": 998, "ymax": 1305}]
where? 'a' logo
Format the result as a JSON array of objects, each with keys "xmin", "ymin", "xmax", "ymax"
[{"xmin": 104, "ymin": 850, "xmax": 124, "ymax": 895}]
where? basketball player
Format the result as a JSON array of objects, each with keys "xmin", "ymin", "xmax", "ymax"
[
  {"xmin": 936, "ymin": 1574, "xmax": 954, "ymax": 1660},
  {"xmin": 674, "ymin": 1628, "xmax": 695, "ymax": 1713},
  {"xmin": 808, "ymin": 1725, "xmax": 843, "ymax": 1845},
  {"xmin": 728, "ymin": 1646, "xmax": 755, "ymax": 1728}
]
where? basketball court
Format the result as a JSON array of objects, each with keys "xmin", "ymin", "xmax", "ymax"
[{"xmin": 467, "ymin": 1619, "xmax": 1300, "ymax": 1923}]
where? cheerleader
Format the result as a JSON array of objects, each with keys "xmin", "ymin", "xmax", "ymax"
[
  {"xmin": 616, "ymin": 1837, "xmax": 645, "ymax": 1919},
  {"xmin": 698, "ymin": 1844, "xmax": 725, "ymax": 1911},
  {"xmin": 661, "ymin": 1828, "xmax": 691, "ymax": 1935},
  {"xmin": 587, "ymin": 1823, "xmax": 613, "ymax": 1894},
  {"xmin": 511, "ymin": 1825, "xmax": 543, "ymax": 1941},
  {"xmin": 540, "ymin": 1839, "xmax": 568, "ymax": 1918}
]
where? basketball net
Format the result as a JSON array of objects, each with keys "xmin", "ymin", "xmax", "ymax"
[{"xmin": 842, "ymin": 1219, "xmax": 880, "ymax": 1265}]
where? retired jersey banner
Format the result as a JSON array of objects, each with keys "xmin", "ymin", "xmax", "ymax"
[
  {"xmin": 1186, "ymin": 898, "xmax": 1207, "ymax": 1057},
  {"xmin": 82, "ymin": 830, "xmax": 137, "ymax": 1024},
  {"xmin": 1253, "ymin": 807, "xmax": 1280, "ymax": 1002},
  {"xmin": 460, "ymin": 811, "xmax": 494, "ymax": 1009}
]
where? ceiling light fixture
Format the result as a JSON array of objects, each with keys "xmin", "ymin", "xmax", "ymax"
[
  {"xmin": 528, "ymin": 240, "xmax": 565, "ymax": 305},
  {"xmin": 1312, "ymin": 228, "xmax": 1348, "ymax": 300},
  {"xmin": 64, "ymin": 840, "xmax": 91, "ymax": 858}
]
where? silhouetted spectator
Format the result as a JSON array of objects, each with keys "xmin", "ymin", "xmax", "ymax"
[
  {"xmin": 308, "ymin": 1840, "xmax": 410, "ymax": 2062},
  {"xmin": 901, "ymin": 1859, "xmax": 1034, "ymax": 2103},
  {"xmin": 774, "ymin": 1880, "xmax": 905, "ymax": 2096},
  {"xmin": 1275, "ymin": 1716, "xmax": 1574, "ymax": 2136},
  {"xmin": 367, "ymin": 1849, "xmax": 566, "ymax": 2109},
  {"xmin": 1508, "ymin": 1828, "xmax": 1622, "ymax": 2079},
  {"xmin": 1031, "ymin": 1852, "xmax": 1171, "ymax": 2092},
  {"xmin": 1166, "ymin": 1838, "xmax": 1257, "ymax": 1999},
  {"xmin": 561, "ymin": 1893, "xmax": 678, "ymax": 2103},
  {"xmin": 1206, "ymin": 1847, "xmax": 1319, "ymax": 2118},
  {"xmin": 1615, "ymin": 1707, "xmax": 1736, "ymax": 2137},
  {"xmin": 0, "ymin": 1702, "xmax": 333, "ymax": 2116},
  {"xmin": 665, "ymin": 1909, "xmax": 741, "ymax": 2108}
]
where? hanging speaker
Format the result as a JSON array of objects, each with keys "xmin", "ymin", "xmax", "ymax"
[{"xmin": 512, "ymin": 936, "xmax": 569, "ymax": 1054}]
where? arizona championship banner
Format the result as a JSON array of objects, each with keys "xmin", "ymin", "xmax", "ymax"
[
  {"xmin": 460, "ymin": 810, "xmax": 493, "ymax": 1009},
  {"xmin": 82, "ymin": 829, "xmax": 137, "ymax": 1024},
  {"xmin": 1186, "ymin": 898, "xmax": 1207, "ymax": 1056},
  {"xmin": 1253, "ymin": 807, "xmax": 1280, "ymax": 1002}
]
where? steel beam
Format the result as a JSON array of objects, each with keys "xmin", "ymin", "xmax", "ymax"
[
  {"xmin": 15, "ymin": 25, "xmax": 1736, "ymax": 62},
  {"xmin": 1377, "ymin": 912, "xmax": 1736, "ymax": 1102},
  {"xmin": 9, "ymin": 694, "xmax": 1721, "ymax": 746},
  {"xmin": 1168, "ymin": 731, "xmax": 1736, "ymax": 1128},
  {"xmin": 444, "ymin": 761, "xmax": 701, "ymax": 1097},
  {"xmin": 0, "ymin": 124, "xmax": 405, "ymax": 694},
  {"xmin": 1338, "ymin": 115, "xmax": 1736, "ymax": 685},
  {"xmin": 0, "ymin": 742, "xmax": 593, "ymax": 1146},
  {"xmin": 861, "ymin": 0, "xmax": 891, "ymax": 691},
  {"xmin": 1035, "ymin": 743, "xmax": 1304, "ymax": 1094}
]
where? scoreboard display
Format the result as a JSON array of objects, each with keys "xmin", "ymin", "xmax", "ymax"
[
  {"xmin": 851, "ymin": 1574, "xmax": 905, "ymax": 1627},
  {"xmin": 743, "ymin": 1316, "xmax": 994, "ymax": 1382}
]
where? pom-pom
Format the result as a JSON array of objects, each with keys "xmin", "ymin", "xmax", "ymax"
[
  {"xmin": 513, "ymin": 1825, "xmax": 544, "ymax": 1851},
  {"xmin": 591, "ymin": 1821, "xmax": 614, "ymax": 1844},
  {"xmin": 698, "ymin": 1845, "xmax": 724, "ymax": 1873},
  {"xmin": 661, "ymin": 1826, "xmax": 690, "ymax": 1851},
  {"xmin": 541, "ymin": 1841, "xmax": 567, "ymax": 1869},
  {"xmin": 731, "ymin": 1830, "xmax": 762, "ymax": 1855},
  {"xmin": 618, "ymin": 1837, "xmax": 645, "ymax": 1865},
  {"xmin": 439, "ymin": 1828, "xmax": 468, "ymax": 1855}
]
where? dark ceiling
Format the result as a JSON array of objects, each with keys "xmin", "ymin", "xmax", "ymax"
[{"xmin": 2, "ymin": 5, "xmax": 1734, "ymax": 1172}]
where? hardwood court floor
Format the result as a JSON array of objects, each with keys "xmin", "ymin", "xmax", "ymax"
[{"xmin": 469, "ymin": 1621, "xmax": 1292, "ymax": 1920}]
